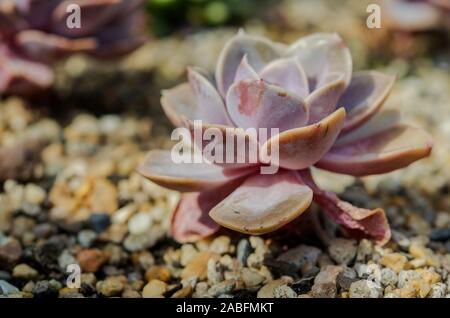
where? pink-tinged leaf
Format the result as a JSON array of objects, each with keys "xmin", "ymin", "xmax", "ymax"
[
  {"xmin": 182, "ymin": 120, "xmax": 261, "ymax": 169},
  {"xmin": 226, "ymin": 79, "xmax": 309, "ymax": 135},
  {"xmin": 0, "ymin": 2, "xmax": 25, "ymax": 37},
  {"xmin": 288, "ymin": 33, "xmax": 352, "ymax": 90},
  {"xmin": 234, "ymin": 55, "xmax": 259, "ymax": 83},
  {"xmin": 382, "ymin": 0, "xmax": 442, "ymax": 31},
  {"xmin": 209, "ymin": 170, "xmax": 313, "ymax": 235},
  {"xmin": 298, "ymin": 169, "xmax": 391, "ymax": 245},
  {"xmin": 137, "ymin": 150, "xmax": 255, "ymax": 192},
  {"xmin": 259, "ymin": 57, "xmax": 309, "ymax": 98},
  {"xmin": 51, "ymin": 0, "xmax": 123, "ymax": 37},
  {"xmin": 91, "ymin": 8, "xmax": 147, "ymax": 57},
  {"xmin": 171, "ymin": 179, "xmax": 242, "ymax": 242},
  {"xmin": 261, "ymin": 108, "xmax": 346, "ymax": 170},
  {"xmin": 340, "ymin": 71, "xmax": 396, "ymax": 133},
  {"xmin": 317, "ymin": 125, "xmax": 433, "ymax": 176},
  {"xmin": 187, "ymin": 67, "xmax": 232, "ymax": 126},
  {"xmin": 160, "ymin": 83, "xmax": 199, "ymax": 127},
  {"xmin": 15, "ymin": 30, "xmax": 97, "ymax": 62},
  {"xmin": 0, "ymin": 45, "xmax": 53, "ymax": 94},
  {"xmin": 306, "ymin": 73, "xmax": 346, "ymax": 124},
  {"xmin": 171, "ymin": 192, "xmax": 219, "ymax": 243},
  {"xmin": 335, "ymin": 109, "xmax": 401, "ymax": 147},
  {"xmin": 16, "ymin": 0, "xmax": 60, "ymax": 29},
  {"xmin": 215, "ymin": 31, "xmax": 286, "ymax": 97}
]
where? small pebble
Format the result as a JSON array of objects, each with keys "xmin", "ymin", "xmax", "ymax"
[
  {"xmin": 142, "ymin": 279, "xmax": 167, "ymax": 298},
  {"xmin": 76, "ymin": 248, "xmax": 107, "ymax": 273},
  {"xmin": 96, "ymin": 276, "xmax": 126, "ymax": 297},
  {"xmin": 236, "ymin": 239, "xmax": 252, "ymax": 265},
  {"xmin": 128, "ymin": 212, "xmax": 153, "ymax": 235},
  {"xmin": 242, "ymin": 268, "xmax": 266, "ymax": 288},
  {"xmin": 336, "ymin": 267, "xmax": 358, "ymax": 290},
  {"xmin": 145, "ymin": 266, "xmax": 171, "ymax": 283},
  {"xmin": 429, "ymin": 228, "xmax": 450, "ymax": 242},
  {"xmin": 208, "ymin": 280, "xmax": 236, "ymax": 297},
  {"xmin": 311, "ymin": 265, "xmax": 343, "ymax": 298},
  {"xmin": 210, "ymin": 236, "xmax": 231, "ymax": 255},
  {"xmin": 273, "ymin": 285, "xmax": 297, "ymax": 298},
  {"xmin": 181, "ymin": 252, "xmax": 217, "ymax": 281},
  {"xmin": 0, "ymin": 237, "xmax": 22, "ymax": 269},
  {"xmin": 89, "ymin": 213, "xmax": 111, "ymax": 233},
  {"xmin": 380, "ymin": 253, "xmax": 408, "ymax": 273},
  {"xmin": 380, "ymin": 268, "xmax": 398, "ymax": 287},
  {"xmin": 277, "ymin": 244, "xmax": 321, "ymax": 271},
  {"xmin": 328, "ymin": 239, "xmax": 357, "ymax": 265},
  {"xmin": 428, "ymin": 283, "xmax": 447, "ymax": 298},
  {"xmin": 257, "ymin": 277, "xmax": 293, "ymax": 298},
  {"xmin": 0, "ymin": 280, "xmax": 20, "ymax": 295},
  {"xmin": 349, "ymin": 280, "xmax": 381, "ymax": 298},
  {"xmin": 171, "ymin": 285, "xmax": 193, "ymax": 298},
  {"xmin": 33, "ymin": 280, "xmax": 59, "ymax": 298},
  {"xmin": 77, "ymin": 230, "xmax": 97, "ymax": 248},
  {"xmin": 12, "ymin": 263, "xmax": 39, "ymax": 280},
  {"xmin": 207, "ymin": 258, "xmax": 224, "ymax": 284}
]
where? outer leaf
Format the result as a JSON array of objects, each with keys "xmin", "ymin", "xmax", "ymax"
[
  {"xmin": 215, "ymin": 31, "xmax": 286, "ymax": 97},
  {"xmin": 261, "ymin": 108, "xmax": 346, "ymax": 170},
  {"xmin": 137, "ymin": 150, "xmax": 255, "ymax": 192},
  {"xmin": 288, "ymin": 33, "xmax": 352, "ymax": 90},
  {"xmin": 259, "ymin": 57, "xmax": 309, "ymax": 98},
  {"xmin": 317, "ymin": 125, "xmax": 433, "ymax": 176},
  {"xmin": 299, "ymin": 169, "xmax": 390, "ymax": 245},
  {"xmin": 210, "ymin": 170, "xmax": 313, "ymax": 234},
  {"xmin": 340, "ymin": 71, "xmax": 396, "ymax": 132}
]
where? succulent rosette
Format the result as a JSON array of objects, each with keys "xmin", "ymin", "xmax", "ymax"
[
  {"xmin": 0, "ymin": 0, "xmax": 146, "ymax": 94},
  {"xmin": 382, "ymin": 0, "xmax": 450, "ymax": 31},
  {"xmin": 138, "ymin": 31, "xmax": 433, "ymax": 245}
]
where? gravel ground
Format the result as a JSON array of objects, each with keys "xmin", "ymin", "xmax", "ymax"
[{"xmin": 1, "ymin": 0, "xmax": 449, "ymax": 299}]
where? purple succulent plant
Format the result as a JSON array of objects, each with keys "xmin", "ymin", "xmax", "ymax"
[
  {"xmin": 138, "ymin": 31, "xmax": 433, "ymax": 245},
  {"xmin": 383, "ymin": 0, "xmax": 450, "ymax": 31},
  {"xmin": 0, "ymin": 0, "xmax": 146, "ymax": 94}
]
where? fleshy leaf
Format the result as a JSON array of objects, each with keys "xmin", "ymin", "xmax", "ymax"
[
  {"xmin": 226, "ymin": 79, "xmax": 309, "ymax": 135},
  {"xmin": 187, "ymin": 67, "xmax": 231, "ymax": 126},
  {"xmin": 335, "ymin": 109, "xmax": 401, "ymax": 147},
  {"xmin": 306, "ymin": 73, "xmax": 346, "ymax": 124},
  {"xmin": 160, "ymin": 83, "xmax": 198, "ymax": 127},
  {"xmin": 340, "ymin": 71, "xmax": 396, "ymax": 132},
  {"xmin": 288, "ymin": 33, "xmax": 352, "ymax": 90},
  {"xmin": 16, "ymin": 30, "xmax": 97, "ymax": 61},
  {"xmin": 182, "ymin": 120, "xmax": 261, "ymax": 169},
  {"xmin": 16, "ymin": 0, "xmax": 60, "ymax": 29},
  {"xmin": 0, "ymin": 45, "xmax": 53, "ymax": 94},
  {"xmin": 171, "ymin": 192, "xmax": 220, "ymax": 243},
  {"xmin": 215, "ymin": 31, "xmax": 286, "ymax": 97},
  {"xmin": 234, "ymin": 55, "xmax": 259, "ymax": 82},
  {"xmin": 137, "ymin": 150, "xmax": 255, "ymax": 192},
  {"xmin": 298, "ymin": 170, "xmax": 390, "ymax": 245},
  {"xmin": 259, "ymin": 57, "xmax": 309, "ymax": 98},
  {"xmin": 261, "ymin": 108, "xmax": 346, "ymax": 170},
  {"xmin": 317, "ymin": 124, "xmax": 433, "ymax": 176},
  {"xmin": 209, "ymin": 170, "xmax": 313, "ymax": 234}
]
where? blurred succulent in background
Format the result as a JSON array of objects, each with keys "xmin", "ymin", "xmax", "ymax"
[
  {"xmin": 138, "ymin": 31, "xmax": 433, "ymax": 245},
  {"xmin": 382, "ymin": 0, "xmax": 450, "ymax": 32},
  {"xmin": 147, "ymin": 0, "xmax": 275, "ymax": 37},
  {"xmin": 0, "ymin": 0, "xmax": 147, "ymax": 95}
]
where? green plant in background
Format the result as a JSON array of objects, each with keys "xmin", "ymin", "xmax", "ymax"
[{"xmin": 147, "ymin": 0, "xmax": 275, "ymax": 37}]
